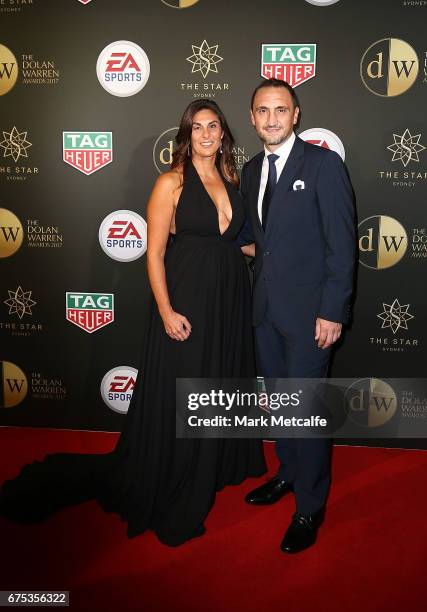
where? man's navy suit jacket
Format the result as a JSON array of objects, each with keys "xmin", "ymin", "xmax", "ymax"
[{"xmin": 238, "ymin": 136, "xmax": 356, "ymax": 331}]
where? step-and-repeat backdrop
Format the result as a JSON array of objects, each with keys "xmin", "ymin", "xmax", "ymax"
[{"xmin": 1, "ymin": 0, "xmax": 426, "ymax": 449}]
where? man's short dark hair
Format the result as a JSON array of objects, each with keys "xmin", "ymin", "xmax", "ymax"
[{"xmin": 251, "ymin": 78, "xmax": 300, "ymax": 110}]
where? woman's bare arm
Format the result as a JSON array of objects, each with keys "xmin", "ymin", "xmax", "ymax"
[{"xmin": 146, "ymin": 172, "xmax": 191, "ymax": 341}]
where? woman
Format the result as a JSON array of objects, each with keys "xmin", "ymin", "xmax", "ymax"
[{"xmin": 0, "ymin": 100, "xmax": 266, "ymax": 547}]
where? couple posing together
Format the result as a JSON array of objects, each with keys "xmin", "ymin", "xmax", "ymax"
[{"xmin": 0, "ymin": 78, "xmax": 356, "ymax": 554}]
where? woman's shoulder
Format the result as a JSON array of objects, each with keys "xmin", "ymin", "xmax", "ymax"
[
  {"xmin": 156, "ymin": 168, "xmax": 182, "ymax": 186},
  {"xmin": 153, "ymin": 168, "xmax": 184, "ymax": 194}
]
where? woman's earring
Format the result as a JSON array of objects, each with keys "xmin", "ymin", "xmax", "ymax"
[
  {"xmin": 219, "ymin": 140, "xmax": 223, "ymax": 154},
  {"xmin": 187, "ymin": 143, "xmax": 191, "ymax": 157}
]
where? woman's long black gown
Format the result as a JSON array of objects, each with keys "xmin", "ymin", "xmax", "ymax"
[{"xmin": 0, "ymin": 160, "xmax": 266, "ymax": 547}]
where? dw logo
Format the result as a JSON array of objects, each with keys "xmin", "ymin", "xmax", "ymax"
[{"xmin": 361, "ymin": 38, "xmax": 419, "ymax": 97}]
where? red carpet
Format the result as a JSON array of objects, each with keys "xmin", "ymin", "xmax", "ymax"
[{"xmin": 0, "ymin": 428, "xmax": 426, "ymax": 611}]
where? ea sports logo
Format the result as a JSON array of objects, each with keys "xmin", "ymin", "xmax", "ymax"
[
  {"xmin": 0, "ymin": 208, "xmax": 23, "ymax": 258},
  {"xmin": 361, "ymin": 38, "xmax": 418, "ymax": 97},
  {"xmin": 345, "ymin": 378, "xmax": 397, "ymax": 428},
  {"xmin": 0, "ymin": 361, "xmax": 28, "ymax": 408},
  {"xmin": 99, "ymin": 210, "xmax": 147, "ymax": 262},
  {"xmin": 358, "ymin": 215, "xmax": 407, "ymax": 270},
  {"xmin": 153, "ymin": 127, "xmax": 179, "ymax": 173},
  {"xmin": 0, "ymin": 44, "xmax": 18, "ymax": 96},
  {"xmin": 299, "ymin": 128, "xmax": 345, "ymax": 161},
  {"xmin": 100, "ymin": 366, "xmax": 138, "ymax": 414},
  {"xmin": 97, "ymin": 41, "xmax": 150, "ymax": 97},
  {"xmin": 305, "ymin": 0, "xmax": 340, "ymax": 4}
]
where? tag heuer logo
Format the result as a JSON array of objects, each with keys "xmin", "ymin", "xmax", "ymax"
[
  {"xmin": 261, "ymin": 44, "xmax": 316, "ymax": 88},
  {"xmin": 66, "ymin": 292, "xmax": 114, "ymax": 333},
  {"xmin": 63, "ymin": 132, "xmax": 113, "ymax": 175}
]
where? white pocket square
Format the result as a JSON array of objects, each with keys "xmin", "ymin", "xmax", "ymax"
[{"xmin": 292, "ymin": 180, "xmax": 305, "ymax": 191}]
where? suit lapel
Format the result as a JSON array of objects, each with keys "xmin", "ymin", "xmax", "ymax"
[
  {"xmin": 265, "ymin": 136, "xmax": 305, "ymax": 235},
  {"xmin": 249, "ymin": 152, "xmax": 264, "ymax": 235}
]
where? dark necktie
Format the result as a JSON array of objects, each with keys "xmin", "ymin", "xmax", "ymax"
[{"xmin": 261, "ymin": 153, "xmax": 279, "ymax": 230}]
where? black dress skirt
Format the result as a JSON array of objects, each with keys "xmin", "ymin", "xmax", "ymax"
[{"xmin": 0, "ymin": 159, "xmax": 266, "ymax": 547}]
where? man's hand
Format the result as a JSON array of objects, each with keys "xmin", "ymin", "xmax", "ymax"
[{"xmin": 315, "ymin": 318, "xmax": 342, "ymax": 349}]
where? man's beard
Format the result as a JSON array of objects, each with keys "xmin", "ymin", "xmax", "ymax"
[{"xmin": 258, "ymin": 127, "xmax": 287, "ymax": 146}]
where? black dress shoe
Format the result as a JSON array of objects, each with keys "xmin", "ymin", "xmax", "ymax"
[
  {"xmin": 245, "ymin": 476, "xmax": 293, "ymax": 505},
  {"xmin": 280, "ymin": 510, "xmax": 324, "ymax": 554}
]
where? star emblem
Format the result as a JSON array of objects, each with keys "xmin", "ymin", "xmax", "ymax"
[
  {"xmin": 4, "ymin": 286, "xmax": 36, "ymax": 319},
  {"xmin": 387, "ymin": 129, "xmax": 425, "ymax": 167},
  {"xmin": 186, "ymin": 40, "xmax": 223, "ymax": 79},
  {"xmin": 0, "ymin": 127, "xmax": 32, "ymax": 163},
  {"xmin": 377, "ymin": 299, "xmax": 414, "ymax": 335}
]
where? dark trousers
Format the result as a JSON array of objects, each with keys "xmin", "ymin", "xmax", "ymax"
[{"xmin": 255, "ymin": 301, "xmax": 332, "ymax": 515}]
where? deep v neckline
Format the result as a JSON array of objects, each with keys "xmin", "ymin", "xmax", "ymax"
[{"xmin": 191, "ymin": 159, "xmax": 233, "ymax": 236}]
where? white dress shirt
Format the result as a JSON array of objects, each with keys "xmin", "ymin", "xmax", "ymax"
[{"xmin": 257, "ymin": 131, "xmax": 296, "ymax": 222}]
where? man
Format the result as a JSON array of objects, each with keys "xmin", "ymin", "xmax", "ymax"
[{"xmin": 239, "ymin": 78, "xmax": 355, "ymax": 554}]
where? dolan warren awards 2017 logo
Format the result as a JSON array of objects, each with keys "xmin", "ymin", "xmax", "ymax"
[
  {"xmin": 63, "ymin": 132, "xmax": 113, "ymax": 175},
  {"xmin": 0, "ymin": 360, "xmax": 28, "ymax": 409},
  {"xmin": 66, "ymin": 292, "xmax": 114, "ymax": 333},
  {"xmin": 358, "ymin": 215, "xmax": 408, "ymax": 270},
  {"xmin": 161, "ymin": 0, "xmax": 199, "ymax": 8},
  {"xmin": 0, "ymin": 44, "xmax": 18, "ymax": 96},
  {"xmin": 0, "ymin": 208, "xmax": 23, "ymax": 258},
  {"xmin": 360, "ymin": 38, "xmax": 419, "ymax": 97},
  {"xmin": 261, "ymin": 44, "xmax": 316, "ymax": 87}
]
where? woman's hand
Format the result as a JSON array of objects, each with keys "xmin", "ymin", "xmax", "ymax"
[
  {"xmin": 241, "ymin": 243, "xmax": 255, "ymax": 257},
  {"xmin": 161, "ymin": 308, "xmax": 192, "ymax": 341}
]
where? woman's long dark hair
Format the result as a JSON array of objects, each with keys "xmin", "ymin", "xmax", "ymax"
[{"xmin": 171, "ymin": 99, "xmax": 238, "ymax": 186}]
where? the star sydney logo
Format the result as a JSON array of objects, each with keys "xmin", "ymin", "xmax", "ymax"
[
  {"xmin": 63, "ymin": 132, "xmax": 113, "ymax": 176},
  {"xmin": 0, "ymin": 127, "xmax": 32, "ymax": 162},
  {"xmin": 4, "ymin": 286, "xmax": 36, "ymax": 319},
  {"xmin": 66, "ymin": 292, "xmax": 114, "ymax": 333},
  {"xmin": 387, "ymin": 129, "xmax": 425, "ymax": 167},
  {"xmin": 186, "ymin": 40, "xmax": 223, "ymax": 79},
  {"xmin": 377, "ymin": 299, "xmax": 414, "ymax": 334}
]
